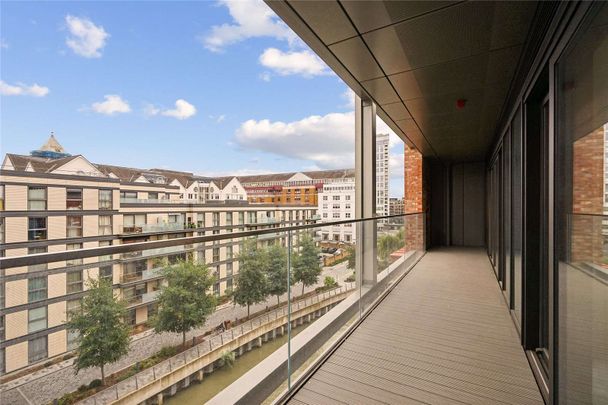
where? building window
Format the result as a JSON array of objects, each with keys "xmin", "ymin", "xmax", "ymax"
[
  {"xmin": 66, "ymin": 299, "xmax": 81, "ymax": 318},
  {"xmin": 345, "ymin": 234, "xmax": 352, "ymax": 242},
  {"xmin": 126, "ymin": 309, "xmax": 136, "ymax": 326},
  {"xmin": 213, "ymin": 282, "xmax": 220, "ymax": 296},
  {"xmin": 333, "ymin": 195, "xmax": 340, "ymax": 201},
  {"xmin": 148, "ymin": 192, "xmax": 158, "ymax": 200},
  {"xmin": 28, "ymin": 217, "xmax": 47, "ymax": 240},
  {"xmin": 99, "ymin": 265, "xmax": 113, "ymax": 283},
  {"xmin": 0, "ymin": 315, "xmax": 5, "ymax": 341},
  {"xmin": 66, "ymin": 188, "xmax": 83, "ymax": 210},
  {"xmin": 345, "ymin": 213, "xmax": 351, "ymax": 219},
  {"xmin": 67, "ymin": 270, "xmax": 83, "ymax": 293},
  {"xmin": 323, "ymin": 213, "xmax": 328, "ymax": 219},
  {"xmin": 333, "ymin": 213, "xmax": 340, "ymax": 219},
  {"xmin": 226, "ymin": 262, "xmax": 233, "ymax": 276},
  {"xmin": 99, "ymin": 215, "xmax": 112, "ymax": 235},
  {"xmin": 213, "ymin": 248, "xmax": 220, "ymax": 262},
  {"xmin": 28, "ymin": 277, "xmax": 47, "ymax": 302},
  {"xmin": 28, "ymin": 187, "xmax": 46, "ymax": 210},
  {"xmin": 323, "ymin": 195, "xmax": 328, "ymax": 201},
  {"xmin": 333, "ymin": 204, "xmax": 340, "ymax": 209},
  {"xmin": 28, "ymin": 246, "xmax": 48, "ymax": 272},
  {"xmin": 120, "ymin": 191, "xmax": 137, "ymax": 200},
  {"xmin": 0, "ymin": 217, "xmax": 4, "ymax": 245},
  {"xmin": 238, "ymin": 212, "xmax": 244, "ymax": 225},
  {"xmin": 28, "ymin": 336, "xmax": 47, "ymax": 364},
  {"xmin": 0, "ymin": 280, "xmax": 4, "ymax": 310},
  {"xmin": 123, "ymin": 214, "xmax": 146, "ymax": 233},
  {"xmin": 226, "ymin": 278, "xmax": 233, "ymax": 291},
  {"xmin": 226, "ymin": 213, "xmax": 232, "ymax": 226},
  {"xmin": 66, "ymin": 243, "xmax": 83, "ymax": 266},
  {"xmin": 99, "ymin": 240, "xmax": 112, "ymax": 261},
  {"xmin": 99, "ymin": 189, "xmax": 112, "ymax": 210},
  {"xmin": 213, "ymin": 213, "xmax": 220, "ymax": 227},
  {"xmin": 227, "ymin": 246, "xmax": 233, "ymax": 259},
  {"xmin": 28, "ymin": 306, "xmax": 47, "ymax": 333},
  {"xmin": 66, "ymin": 215, "xmax": 83, "ymax": 237}
]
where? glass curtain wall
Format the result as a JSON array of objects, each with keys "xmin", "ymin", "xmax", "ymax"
[{"xmin": 556, "ymin": 4, "xmax": 608, "ymax": 403}]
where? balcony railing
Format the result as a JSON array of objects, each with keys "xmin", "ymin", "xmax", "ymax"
[
  {"xmin": 120, "ymin": 197, "xmax": 202, "ymax": 204},
  {"xmin": 122, "ymin": 222, "xmax": 187, "ymax": 234},
  {"xmin": 0, "ymin": 213, "xmax": 424, "ymax": 405}
]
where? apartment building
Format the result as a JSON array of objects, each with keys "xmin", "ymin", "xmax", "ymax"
[
  {"xmin": 389, "ymin": 197, "xmax": 404, "ymax": 216},
  {"xmin": 0, "ymin": 136, "xmax": 316, "ymax": 374},
  {"xmin": 239, "ymin": 169, "xmax": 354, "ymax": 206},
  {"xmin": 317, "ymin": 181, "xmax": 355, "ymax": 243},
  {"xmin": 376, "ymin": 133, "xmax": 390, "ymax": 218}
]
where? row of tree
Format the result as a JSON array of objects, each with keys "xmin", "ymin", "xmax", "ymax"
[
  {"xmin": 66, "ymin": 233, "xmax": 322, "ymax": 385},
  {"xmin": 232, "ymin": 234, "xmax": 322, "ymax": 316}
]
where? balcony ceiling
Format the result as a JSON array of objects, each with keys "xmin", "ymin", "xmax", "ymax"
[{"xmin": 267, "ymin": 1, "xmax": 538, "ymax": 162}]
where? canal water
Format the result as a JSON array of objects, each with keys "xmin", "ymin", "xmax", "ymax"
[{"xmin": 166, "ymin": 323, "xmax": 308, "ymax": 404}]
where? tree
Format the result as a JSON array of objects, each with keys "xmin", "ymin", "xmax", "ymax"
[
  {"xmin": 293, "ymin": 234, "xmax": 322, "ymax": 296},
  {"xmin": 67, "ymin": 278, "xmax": 130, "ymax": 385},
  {"xmin": 233, "ymin": 239, "xmax": 268, "ymax": 317},
  {"xmin": 345, "ymin": 245, "xmax": 356, "ymax": 270},
  {"xmin": 378, "ymin": 234, "xmax": 401, "ymax": 267},
  {"xmin": 266, "ymin": 243, "xmax": 290, "ymax": 306},
  {"xmin": 153, "ymin": 260, "xmax": 216, "ymax": 347}
]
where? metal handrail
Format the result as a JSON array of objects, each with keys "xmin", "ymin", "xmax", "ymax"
[{"xmin": 0, "ymin": 213, "xmax": 423, "ymax": 268}]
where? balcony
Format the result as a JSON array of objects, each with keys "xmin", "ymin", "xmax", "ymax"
[
  {"xmin": 121, "ymin": 222, "xmax": 187, "ymax": 235},
  {"xmin": 120, "ymin": 197, "xmax": 201, "ymax": 205},
  {"xmin": 279, "ymin": 248, "xmax": 543, "ymax": 404}
]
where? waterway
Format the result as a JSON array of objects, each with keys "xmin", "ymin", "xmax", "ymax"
[{"xmin": 166, "ymin": 323, "xmax": 309, "ymax": 404}]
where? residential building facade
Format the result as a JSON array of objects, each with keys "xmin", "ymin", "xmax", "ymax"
[
  {"xmin": 0, "ymin": 137, "xmax": 316, "ymax": 374},
  {"xmin": 317, "ymin": 181, "xmax": 355, "ymax": 243}
]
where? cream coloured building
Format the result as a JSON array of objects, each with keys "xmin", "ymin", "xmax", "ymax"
[{"xmin": 0, "ymin": 136, "xmax": 316, "ymax": 374}]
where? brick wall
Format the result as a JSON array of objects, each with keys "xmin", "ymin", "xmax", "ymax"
[
  {"xmin": 571, "ymin": 127, "xmax": 604, "ymax": 263},
  {"xmin": 404, "ymin": 144, "xmax": 424, "ymax": 252}
]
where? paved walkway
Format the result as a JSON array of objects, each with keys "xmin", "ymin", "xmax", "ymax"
[
  {"xmin": 289, "ymin": 248, "xmax": 543, "ymax": 405},
  {"xmin": 0, "ymin": 264, "xmax": 352, "ymax": 405}
]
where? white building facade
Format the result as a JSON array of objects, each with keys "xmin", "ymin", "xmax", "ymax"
[
  {"xmin": 317, "ymin": 181, "xmax": 355, "ymax": 243},
  {"xmin": 376, "ymin": 133, "xmax": 390, "ymax": 218}
]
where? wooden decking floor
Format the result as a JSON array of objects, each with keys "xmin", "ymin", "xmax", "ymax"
[{"xmin": 288, "ymin": 247, "xmax": 543, "ymax": 405}]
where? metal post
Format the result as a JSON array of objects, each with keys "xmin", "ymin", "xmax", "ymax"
[{"xmin": 287, "ymin": 230, "xmax": 292, "ymax": 390}]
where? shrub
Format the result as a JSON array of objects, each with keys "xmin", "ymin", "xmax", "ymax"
[
  {"xmin": 345, "ymin": 272, "xmax": 355, "ymax": 283},
  {"xmin": 88, "ymin": 379, "xmax": 102, "ymax": 389},
  {"xmin": 220, "ymin": 351, "xmax": 236, "ymax": 368},
  {"xmin": 77, "ymin": 384, "xmax": 89, "ymax": 393},
  {"xmin": 56, "ymin": 392, "xmax": 78, "ymax": 405},
  {"xmin": 157, "ymin": 346, "xmax": 177, "ymax": 360},
  {"xmin": 324, "ymin": 276, "xmax": 337, "ymax": 288}
]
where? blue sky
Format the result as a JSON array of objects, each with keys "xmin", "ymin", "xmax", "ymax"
[{"xmin": 1, "ymin": 0, "xmax": 404, "ymax": 197}]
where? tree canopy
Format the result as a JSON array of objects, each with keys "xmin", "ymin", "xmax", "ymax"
[
  {"xmin": 233, "ymin": 239, "xmax": 269, "ymax": 317},
  {"xmin": 266, "ymin": 243, "xmax": 290, "ymax": 305},
  {"xmin": 67, "ymin": 278, "xmax": 130, "ymax": 384},
  {"xmin": 153, "ymin": 260, "xmax": 217, "ymax": 346},
  {"xmin": 293, "ymin": 234, "xmax": 322, "ymax": 295}
]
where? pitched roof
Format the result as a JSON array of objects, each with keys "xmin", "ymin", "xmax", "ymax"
[
  {"xmin": 207, "ymin": 176, "xmax": 236, "ymax": 189},
  {"xmin": 95, "ymin": 164, "xmax": 146, "ymax": 183},
  {"xmin": 39, "ymin": 134, "xmax": 65, "ymax": 153},
  {"xmin": 237, "ymin": 169, "xmax": 355, "ymax": 184},
  {"xmin": 4, "ymin": 153, "xmax": 80, "ymax": 173}
]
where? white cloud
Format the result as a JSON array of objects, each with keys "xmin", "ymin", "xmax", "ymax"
[
  {"xmin": 145, "ymin": 99, "xmax": 197, "ymax": 120},
  {"xmin": 90, "ymin": 95, "xmax": 131, "ymax": 115},
  {"xmin": 65, "ymin": 15, "xmax": 109, "ymax": 58},
  {"xmin": 202, "ymin": 0, "xmax": 298, "ymax": 52},
  {"xmin": 0, "ymin": 38, "xmax": 8, "ymax": 49},
  {"xmin": 162, "ymin": 99, "xmax": 197, "ymax": 120},
  {"xmin": 0, "ymin": 80, "xmax": 49, "ymax": 97},
  {"xmin": 235, "ymin": 112, "xmax": 355, "ymax": 169},
  {"xmin": 259, "ymin": 72, "xmax": 272, "ymax": 82},
  {"xmin": 209, "ymin": 114, "xmax": 226, "ymax": 123},
  {"xmin": 143, "ymin": 103, "xmax": 160, "ymax": 117},
  {"xmin": 259, "ymin": 48, "xmax": 330, "ymax": 77}
]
